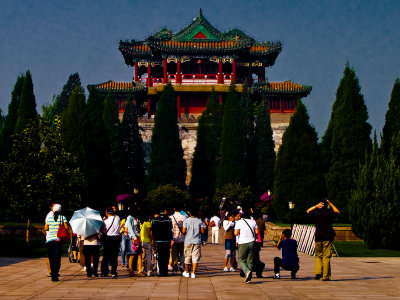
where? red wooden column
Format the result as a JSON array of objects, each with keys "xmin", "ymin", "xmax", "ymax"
[
  {"xmin": 147, "ymin": 98, "xmax": 151, "ymax": 117},
  {"xmin": 134, "ymin": 62, "xmax": 138, "ymax": 81},
  {"xmin": 177, "ymin": 94, "xmax": 181, "ymax": 117},
  {"xmin": 231, "ymin": 59, "xmax": 236, "ymax": 83},
  {"xmin": 218, "ymin": 60, "xmax": 223, "ymax": 84},
  {"xmin": 219, "ymin": 93, "xmax": 223, "ymax": 104},
  {"xmin": 163, "ymin": 58, "xmax": 168, "ymax": 83},
  {"xmin": 177, "ymin": 60, "xmax": 182, "ymax": 84},
  {"xmin": 147, "ymin": 63, "xmax": 152, "ymax": 87}
]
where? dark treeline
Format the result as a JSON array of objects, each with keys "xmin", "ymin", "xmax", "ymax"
[{"xmin": 0, "ymin": 66, "xmax": 399, "ymax": 249}]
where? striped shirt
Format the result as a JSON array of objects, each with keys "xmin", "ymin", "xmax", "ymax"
[{"xmin": 45, "ymin": 214, "xmax": 67, "ymax": 242}]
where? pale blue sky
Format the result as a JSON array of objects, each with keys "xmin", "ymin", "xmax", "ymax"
[{"xmin": 0, "ymin": 0, "xmax": 399, "ymax": 136}]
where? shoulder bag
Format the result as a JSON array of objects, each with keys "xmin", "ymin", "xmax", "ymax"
[{"xmin": 57, "ymin": 215, "xmax": 70, "ymax": 242}]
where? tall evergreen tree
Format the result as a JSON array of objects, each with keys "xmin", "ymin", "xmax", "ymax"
[
  {"xmin": 0, "ymin": 108, "xmax": 4, "ymax": 131},
  {"xmin": 85, "ymin": 87, "xmax": 114, "ymax": 210},
  {"xmin": 273, "ymin": 101, "xmax": 325, "ymax": 223},
  {"xmin": 102, "ymin": 93, "xmax": 122, "ymax": 192},
  {"xmin": 15, "ymin": 70, "xmax": 37, "ymax": 133},
  {"xmin": 0, "ymin": 74, "xmax": 25, "ymax": 161},
  {"xmin": 61, "ymin": 87, "xmax": 88, "ymax": 166},
  {"xmin": 190, "ymin": 90, "xmax": 222, "ymax": 200},
  {"xmin": 216, "ymin": 84, "xmax": 247, "ymax": 187},
  {"xmin": 381, "ymin": 78, "xmax": 400, "ymax": 154},
  {"xmin": 120, "ymin": 100, "xmax": 145, "ymax": 196},
  {"xmin": 146, "ymin": 83, "xmax": 186, "ymax": 191},
  {"xmin": 325, "ymin": 64, "xmax": 372, "ymax": 219},
  {"xmin": 54, "ymin": 73, "xmax": 82, "ymax": 116},
  {"xmin": 255, "ymin": 99, "xmax": 275, "ymax": 195}
]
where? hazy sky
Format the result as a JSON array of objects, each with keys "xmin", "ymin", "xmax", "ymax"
[{"xmin": 0, "ymin": 0, "xmax": 399, "ymax": 137}]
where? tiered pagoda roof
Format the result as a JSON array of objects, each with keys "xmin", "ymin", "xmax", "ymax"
[{"xmin": 119, "ymin": 9, "xmax": 282, "ymax": 66}]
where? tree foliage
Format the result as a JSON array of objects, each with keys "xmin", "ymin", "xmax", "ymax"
[
  {"xmin": 190, "ymin": 90, "xmax": 222, "ymax": 200},
  {"xmin": 350, "ymin": 133, "xmax": 400, "ymax": 249},
  {"xmin": 255, "ymin": 99, "xmax": 275, "ymax": 195},
  {"xmin": 0, "ymin": 116, "xmax": 85, "ymax": 221},
  {"xmin": 15, "ymin": 70, "xmax": 38, "ymax": 133},
  {"xmin": 273, "ymin": 101, "xmax": 325, "ymax": 223},
  {"xmin": 120, "ymin": 100, "xmax": 145, "ymax": 196},
  {"xmin": 213, "ymin": 183, "xmax": 254, "ymax": 211},
  {"xmin": 146, "ymin": 83, "xmax": 186, "ymax": 191},
  {"xmin": 324, "ymin": 64, "xmax": 372, "ymax": 219},
  {"xmin": 216, "ymin": 84, "xmax": 247, "ymax": 187},
  {"xmin": 382, "ymin": 78, "xmax": 400, "ymax": 154},
  {"xmin": 54, "ymin": 73, "xmax": 82, "ymax": 116},
  {"xmin": 145, "ymin": 184, "xmax": 190, "ymax": 212},
  {"xmin": 0, "ymin": 74, "xmax": 25, "ymax": 161}
]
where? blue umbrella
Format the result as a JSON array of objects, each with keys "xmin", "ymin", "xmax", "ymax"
[{"xmin": 69, "ymin": 207, "xmax": 103, "ymax": 237}]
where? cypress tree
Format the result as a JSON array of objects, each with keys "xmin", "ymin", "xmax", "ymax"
[
  {"xmin": 255, "ymin": 99, "xmax": 275, "ymax": 195},
  {"xmin": 120, "ymin": 100, "xmax": 145, "ymax": 196},
  {"xmin": 54, "ymin": 73, "xmax": 82, "ymax": 116},
  {"xmin": 102, "ymin": 93, "xmax": 122, "ymax": 192},
  {"xmin": 325, "ymin": 64, "xmax": 372, "ymax": 219},
  {"xmin": 85, "ymin": 87, "xmax": 114, "ymax": 210},
  {"xmin": 0, "ymin": 74, "xmax": 25, "ymax": 161},
  {"xmin": 216, "ymin": 84, "xmax": 247, "ymax": 187},
  {"xmin": 190, "ymin": 90, "xmax": 222, "ymax": 200},
  {"xmin": 15, "ymin": 70, "xmax": 37, "ymax": 133},
  {"xmin": 381, "ymin": 78, "xmax": 400, "ymax": 154},
  {"xmin": 242, "ymin": 87, "xmax": 256, "ymax": 189},
  {"xmin": 273, "ymin": 101, "xmax": 325, "ymax": 223},
  {"xmin": 146, "ymin": 82, "xmax": 186, "ymax": 191},
  {"xmin": 61, "ymin": 86, "xmax": 88, "ymax": 165}
]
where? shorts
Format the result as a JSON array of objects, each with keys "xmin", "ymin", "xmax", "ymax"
[
  {"xmin": 184, "ymin": 244, "xmax": 201, "ymax": 264},
  {"xmin": 225, "ymin": 239, "xmax": 236, "ymax": 251}
]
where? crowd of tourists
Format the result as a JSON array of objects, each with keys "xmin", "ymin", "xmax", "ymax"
[{"xmin": 44, "ymin": 198, "xmax": 339, "ymax": 283}]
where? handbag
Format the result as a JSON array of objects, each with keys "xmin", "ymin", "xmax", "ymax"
[
  {"xmin": 57, "ymin": 215, "xmax": 70, "ymax": 242},
  {"xmin": 100, "ymin": 216, "xmax": 116, "ymax": 245}
]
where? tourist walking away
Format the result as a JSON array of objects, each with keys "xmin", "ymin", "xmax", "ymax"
[
  {"xmin": 45, "ymin": 203, "xmax": 55, "ymax": 277},
  {"xmin": 126, "ymin": 210, "xmax": 144, "ymax": 276},
  {"xmin": 80, "ymin": 234, "xmax": 100, "ymax": 277},
  {"xmin": 222, "ymin": 212, "xmax": 236, "ymax": 272},
  {"xmin": 100, "ymin": 207, "xmax": 121, "ymax": 277},
  {"xmin": 140, "ymin": 212, "xmax": 153, "ymax": 276},
  {"xmin": 201, "ymin": 216, "xmax": 209, "ymax": 246},
  {"xmin": 120, "ymin": 216, "xmax": 128, "ymax": 268},
  {"xmin": 234, "ymin": 210, "xmax": 259, "ymax": 284},
  {"xmin": 252, "ymin": 212, "xmax": 265, "ymax": 278},
  {"xmin": 273, "ymin": 229, "xmax": 299, "ymax": 279},
  {"xmin": 255, "ymin": 213, "xmax": 266, "ymax": 246},
  {"xmin": 182, "ymin": 210, "xmax": 204, "ymax": 279},
  {"xmin": 210, "ymin": 214, "xmax": 221, "ymax": 244},
  {"xmin": 307, "ymin": 198, "xmax": 340, "ymax": 281},
  {"xmin": 44, "ymin": 204, "xmax": 69, "ymax": 282},
  {"xmin": 170, "ymin": 208, "xmax": 187, "ymax": 275},
  {"xmin": 152, "ymin": 209, "xmax": 173, "ymax": 276}
]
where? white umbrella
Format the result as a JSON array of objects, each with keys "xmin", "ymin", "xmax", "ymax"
[{"xmin": 69, "ymin": 207, "xmax": 103, "ymax": 237}]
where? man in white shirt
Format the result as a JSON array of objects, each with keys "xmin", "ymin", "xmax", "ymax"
[
  {"xmin": 234, "ymin": 210, "xmax": 259, "ymax": 284},
  {"xmin": 100, "ymin": 207, "xmax": 121, "ymax": 278},
  {"xmin": 210, "ymin": 215, "xmax": 221, "ymax": 244}
]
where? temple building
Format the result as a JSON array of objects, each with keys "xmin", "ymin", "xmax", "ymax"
[{"xmin": 89, "ymin": 9, "xmax": 311, "ymax": 185}]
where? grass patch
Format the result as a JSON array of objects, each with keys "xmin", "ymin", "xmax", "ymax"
[
  {"xmin": 0, "ymin": 239, "xmax": 69, "ymax": 258},
  {"xmin": 334, "ymin": 241, "xmax": 400, "ymax": 257}
]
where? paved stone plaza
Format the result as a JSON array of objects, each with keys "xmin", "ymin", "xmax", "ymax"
[{"xmin": 0, "ymin": 238, "xmax": 399, "ymax": 299}]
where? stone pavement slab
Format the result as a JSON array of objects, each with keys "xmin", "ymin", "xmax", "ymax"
[{"xmin": 0, "ymin": 238, "xmax": 399, "ymax": 299}]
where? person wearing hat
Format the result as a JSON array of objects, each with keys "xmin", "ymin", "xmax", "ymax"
[
  {"xmin": 44, "ymin": 204, "xmax": 69, "ymax": 282},
  {"xmin": 100, "ymin": 207, "xmax": 121, "ymax": 277},
  {"xmin": 307, "ymin": 198, "xmax": 340, "ymax": 281}
]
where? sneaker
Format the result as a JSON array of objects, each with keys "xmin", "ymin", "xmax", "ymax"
[
  {"xmin": 112, "ymin": 273, "xmax": 118, "ymax": 278},
  {"xmin": 273, "ymin": 274, "xmax": 280, "ymax": 279},
  {"xmin": 147, "ymin": 271, "xmax": 152, "ymax": 277},
  {"xmin": 314, "ymin": 274, "xmax": 322, "ymax": 280},
  {"xmin": 81, "ymin": 267, "xmax": 86, "ymax": 271},
  {"xmin": 51, "ymin": 277, "xmax": 60, "ymax": 282},
  {"xmin": 229, "ymin": 267, "xmax": 236, "ymax": 272},
  {"xmin": 182, "ymin": 271, "xmax": 190, "ymax": 278},
  {"xmin": 191, "ymin": 273, "xmax": 196, "ymax": 279},
  {"xmin": 245, "ymin": 271, "xmax": 252, "ymax": 283},
  {"xmin": 172, "ymin": 271, "xmax": 177, "ymax": 275},
  {"xmin": 223, "ymin": 267, "xmax": 229, "ymax": 272},
  {"xmin": 291, "ymin": 274, "xmax": 297, "ymax": 279}
]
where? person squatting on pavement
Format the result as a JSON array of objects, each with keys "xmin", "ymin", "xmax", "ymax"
[
  {"xmin": 234, "ymin": 209, "xmax": 259, "ymax": 284},
  {"xmin": 182, "ymin": 210, "xmax": 204, "ymax": 279},
  {"xmin": 307, "ymin": 198, "xmax": 340, "ymax": 281},
  {"xmin": 273, "ymin": 229, "xmax": 299, "ymax": 279}
]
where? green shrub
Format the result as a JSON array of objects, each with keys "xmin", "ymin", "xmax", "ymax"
[{"xmin": 145, "ymin": 184, "xmax": 190, "ymax": 213}]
